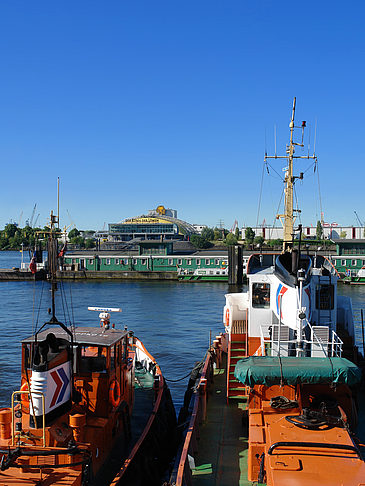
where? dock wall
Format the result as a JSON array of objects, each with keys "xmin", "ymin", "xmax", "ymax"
[{"xmin": 56, "ymin": 270, "xmax": 179, "ymax": 280}]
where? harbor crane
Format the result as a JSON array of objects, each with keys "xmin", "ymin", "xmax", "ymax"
[
  {"xmin": 17, "ymin": 211, "xmax": 23, "ymax": 227},
  {"xmin": 33, "ymin": 213, "xmax": 40, "ymax": 227},
  {"xmin": 354, "ymin": 210, "xmax": 364, "ymax": 227},
  {"xmin": 66, "ymin": 209, "xmax": 77, "ymax": 230},
  {"xmin": 29, "ymin": 203, "xmax": 37, "ymax": 227},
  {"xmin": 230, "ymin": 219, "xmax": 238, "ymax": 233}
]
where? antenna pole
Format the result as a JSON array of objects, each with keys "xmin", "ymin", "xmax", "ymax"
[{"xmin": 57, "ymin": 177, "xmax": 60, "ymax": 229}]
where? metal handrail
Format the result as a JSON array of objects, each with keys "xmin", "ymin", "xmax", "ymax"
[{"xmin": 259, "ymin": 323, "xmax": 343, "ymax": 357}]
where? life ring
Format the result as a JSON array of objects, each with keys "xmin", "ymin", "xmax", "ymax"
[
  {"xmin": 225, "ymin": 308, "xmax": 230, "ymax": 325},
  {"xmin": 109, "ymin": 380, "xmax": 121, "ymax": 408},
  {"xmin": 20, "ymin": 382, "xmax": 30, "ymax": 412}
]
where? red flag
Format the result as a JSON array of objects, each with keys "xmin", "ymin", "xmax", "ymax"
[{"xmin": 29, "ymin": 255, "xmax": 37, "ymax": 274}]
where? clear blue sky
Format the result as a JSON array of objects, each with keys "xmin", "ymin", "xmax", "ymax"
[{"xmin": 0, "ymin": 1, "xmax": 364, "ymax": 231}]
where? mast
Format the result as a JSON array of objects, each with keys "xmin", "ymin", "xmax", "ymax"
[
  {"xmin": 48, "ymin": 210, "xmax": 59, "ymax": 322},
  {"xmin": 265, "ymin": 97, "xmax": 316, "ymax": 251},
  {"xmin": 283, "ymin": 97, "xmax": 296, "ymax": 247}
]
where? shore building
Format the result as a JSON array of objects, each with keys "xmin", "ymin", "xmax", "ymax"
[{"xmin": 106, "ymin": 206, "xmax": 198, "ymax": 242}]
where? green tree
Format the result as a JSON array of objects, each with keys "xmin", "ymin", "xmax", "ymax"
[
  {"xmin": 254, "ymin": 236, "xmax": 265, "ymax": 247},
  {"xmin": 235, "ymin": 227, "xmax": 240, "ymax": 240},
  {"xmin": 245, "ymin": 227, "xmax": 255, "ymax": 244},
  {"xmin": 69, "ymin": 228, "xmax": 81, "ymax": 239},
  {"xmin": 190, "ymin": 234, "xmax": 212, "ymax": 249},
  {"xmin": 0, "ymin": 235, "xmax": 8, "ymax": 249},
  {"xmin": 214, "ymin": 229, "xmax": 221, "ymax": 240},
  {"xmin": 70, "ymin": 236, "xmax": 85, "ymax": 248},
  {"xmin": 201, "ymin": 227, "xmax": 214, "ymax": 241},
  {"xmin": 225, "ymin": 233, "xmax": 238, "ymax": 246},
  {"xmin": 316, "ymin": 221, "xmax": 323, "ymax": 240},
  {"xmin": 85, "ymin": 238, "xmax": 96, "ymax": 249},
  {"xmin": 267, "ymin": 239, "xmax": 282, "ymax": 248},
  {"xmin": 4, "ymin": 223, "xmax": 17, "ymax": 238}
]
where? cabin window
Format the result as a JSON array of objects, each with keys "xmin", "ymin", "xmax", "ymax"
[
  {"xmin": 79, "ymin": 345, "xmax": 107, "ymax": 373},
  {"xmin": 341, "ymin": 259, "xmax": 346, "ymax": 266},
  {"xmin": 362, "ymin": 260, "xmax": 365, "ymax": 266},
  {"xmin": 111, "ymin": 345, "xmax": 116, "ymax": 369},
  {"xmin": 316, "ymin": 284, "xmax": 334, "ymax": 310},
  {"xmin": 133, "ymin": 259, "xmax": 137, "ymax": 265},
  {"xmin": 196, "ymin": 259, "xmax": 200, "ymax": 265},
  {"xmin": 115, "ymin": 259, "xmax": 119, "ymax": 265},
  {"xmin": 141, "ymin": 259, "xmax": 146, "ymax": 265},
  {"xmin": 23, "ymin": 344, "xmax": 32, "ymax": 370},
  {"xmin": 186, "ymin": 259, "xmax": 192, "ymax": 265},
  {"xmin": 124, "ymin": 258, "xmax": 128, "ymax": 264},
  {"xmin": 252, "ymin": 283, "xmax": 270, "ymax": 309},
  {"xmin": 168, "ymin": 258, "xmax": 173, "ymax": 265},
  {"xmin": 206, "ymin": 259, "xmax": 210, "ymax": 265},
  {"xmin": 106, "ymin": 259, "xmax": 111, "ymax": 265},
  {"xmin": 122, "ymin": 337, "xmax": 128, "ymax": 361},
  {"xmin": 351, "ymin": 259, "xmax": 357, "ymax": 266},
  {"xmin": 178, "ymin": 259, "xmax": 182, "ymax": 265},
  {"xmin": 215, "ymin": 259, "xmax": 219, "ymax": 265}
]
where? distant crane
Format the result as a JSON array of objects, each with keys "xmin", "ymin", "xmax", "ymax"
[
  {"xmin": 33, "ymin": 213, "xmax": 40, "ymax": 227},
  {"xmin": 230, "ymin": 219, "xmax": 238, "ymax": 233},
  {"xmin": 29, "ymin": 204, "xmax": 37, "ymax": 227},
  {"xmin": 17, "ymin": 211, "xmax": 23, "ymax": 227},
  {"xmin": 66, "ymin": 210, "xmax": 77, "ymax": 230},
  {"xmin": 354, "ymin": 210, "xmax": 364, "ymax": 227}
]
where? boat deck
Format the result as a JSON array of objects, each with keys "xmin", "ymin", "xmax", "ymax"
[{"xmin": 191, "ymin": 363, "xmax": 251, "ymax": 486}]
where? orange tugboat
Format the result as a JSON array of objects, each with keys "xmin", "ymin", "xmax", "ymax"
[
  {"xmin": 170, "ymin": 99, "xmax": 365, "ymax": 486},
  {"xmin": 0, "ymin": 212, "xmax": 176, "ymax": 485}
]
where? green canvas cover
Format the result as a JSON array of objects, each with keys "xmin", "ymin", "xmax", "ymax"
[{"xmin": 234, "ymin": 356, "xmax": 362, "ymax": 387}]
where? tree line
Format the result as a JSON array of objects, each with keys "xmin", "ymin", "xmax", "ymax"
[
  {"xmin": 190, "ymin": 222, "xmax": 331, "ymax": 250},
  {"xmin": 0, "ymin": 224, "xmax": 96, "ymax": 250}
]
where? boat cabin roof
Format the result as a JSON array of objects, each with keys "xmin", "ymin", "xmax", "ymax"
[{"xmin": 22, "ymin": 326, "xmax": 128, "ymax": 347}]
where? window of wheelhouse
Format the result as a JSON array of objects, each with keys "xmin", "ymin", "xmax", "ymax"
[
  {"xmin": 315, "ymin": 284, "xmax": 334, "ymax": 310},
  {"xmin": 121, "ymin": 336, "xmax": 128, "ymax": 362},
  {"xmin": 252, "ymin": 283, "xmax": 270, "ymax": 308},
  {"xmin": 23, "ymin": 343, "xmax": 32, "ymax": 370},
  {"xmin": 111, "ymin": 345, "xmax": 116, "ymax": 369},
  {"xmin": 79, "ymin": 345, "xmax": 107, "ymax": 373}
]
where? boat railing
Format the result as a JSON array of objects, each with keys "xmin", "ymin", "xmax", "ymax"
[
  {"xmin": 259, "ymin": 323, "xmax": 343, "ymax": 357},
  {"xmin": 170, "ymin": 333, "xmax": 226, "ymax": 486},
  {"xmin": 330, "ymin": 329, "xmax": 343, "ymax": 357}
]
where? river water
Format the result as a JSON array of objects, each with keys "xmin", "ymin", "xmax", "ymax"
[{"xmin": 0, "ymin": 251, "xmax": 364, "ymax": 411}]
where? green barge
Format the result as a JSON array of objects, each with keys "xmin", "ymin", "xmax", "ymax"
[{"xmin": 62, "ymin": 250, "xmax": 235, "ymax": 281}]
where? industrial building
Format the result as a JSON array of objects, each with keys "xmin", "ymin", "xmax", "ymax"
[{"xmin": 242, "ymin": 224, "xmax": 365, "ymax": 240}]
